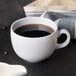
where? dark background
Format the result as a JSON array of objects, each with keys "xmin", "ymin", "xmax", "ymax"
[{"xmin": 0, "ymin": 0, "xmax": 76, "ymax": 76}]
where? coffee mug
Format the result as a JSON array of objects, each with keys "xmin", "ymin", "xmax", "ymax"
[{"xmin": 10, "ymin": 17, "xmax": 70, "ymax": 63}]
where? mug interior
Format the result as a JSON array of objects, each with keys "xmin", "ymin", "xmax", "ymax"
[{"xmin": 11, "ymin": 17, "xmax": 57, "ymax": 37}]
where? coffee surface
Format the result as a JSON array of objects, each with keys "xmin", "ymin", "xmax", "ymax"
[{"xmin": 15, "ymin": 24, "xmax": 54, "ymax": 38}]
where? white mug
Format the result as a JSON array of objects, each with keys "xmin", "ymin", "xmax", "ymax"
[{"xmin": 10, "ymin": 17, "xmax": 70, "ymax": 63}]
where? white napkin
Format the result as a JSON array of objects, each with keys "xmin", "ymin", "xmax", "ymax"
[{"xmin": 0, "ymin": 62, "xmax": 27, "ymax": 76}]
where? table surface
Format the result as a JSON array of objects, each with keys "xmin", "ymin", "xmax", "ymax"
[{"xmin": 0, "ymin": 0, "xmax": 76, "ymax": 76}]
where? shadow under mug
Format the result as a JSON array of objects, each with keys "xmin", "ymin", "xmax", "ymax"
[{"xmin": 10, "ymin": 17, "xmax": 70, "ymax": 63}]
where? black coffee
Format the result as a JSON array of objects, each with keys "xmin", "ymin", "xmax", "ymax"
[{"xmin": 15, "ymin": 24, "xmax": 54, "ymax": 38}]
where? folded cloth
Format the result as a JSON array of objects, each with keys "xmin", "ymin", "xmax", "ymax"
[
  {"xmin": 0, "ymin": 62, "xmax": 27, "ymax": 76},
  {"xmin": 43, "ymin": 11, "xmax": 76, "ymax": 20},
  {"xmin": 44, "ymin": 11, "xmax": 76, "ymax": 39}
]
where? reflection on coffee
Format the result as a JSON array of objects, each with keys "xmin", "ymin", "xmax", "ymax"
[{"xmin": 15, "ymin": 24, "xmax": 54, "ymax": 38}]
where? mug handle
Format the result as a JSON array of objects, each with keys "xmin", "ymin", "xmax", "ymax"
[{"xmin": 56, "ymin": 29, "xmax": 70, "ymax": 49}]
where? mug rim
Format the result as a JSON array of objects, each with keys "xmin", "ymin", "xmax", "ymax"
[{"xmin": 11, "ymin": 17, "xmax": 57, "ymax": 39}]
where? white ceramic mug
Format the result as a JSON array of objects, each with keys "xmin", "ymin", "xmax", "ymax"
[{"xmin": 10, "ymin": 17, "xmax": 70, "ymax": 63}]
